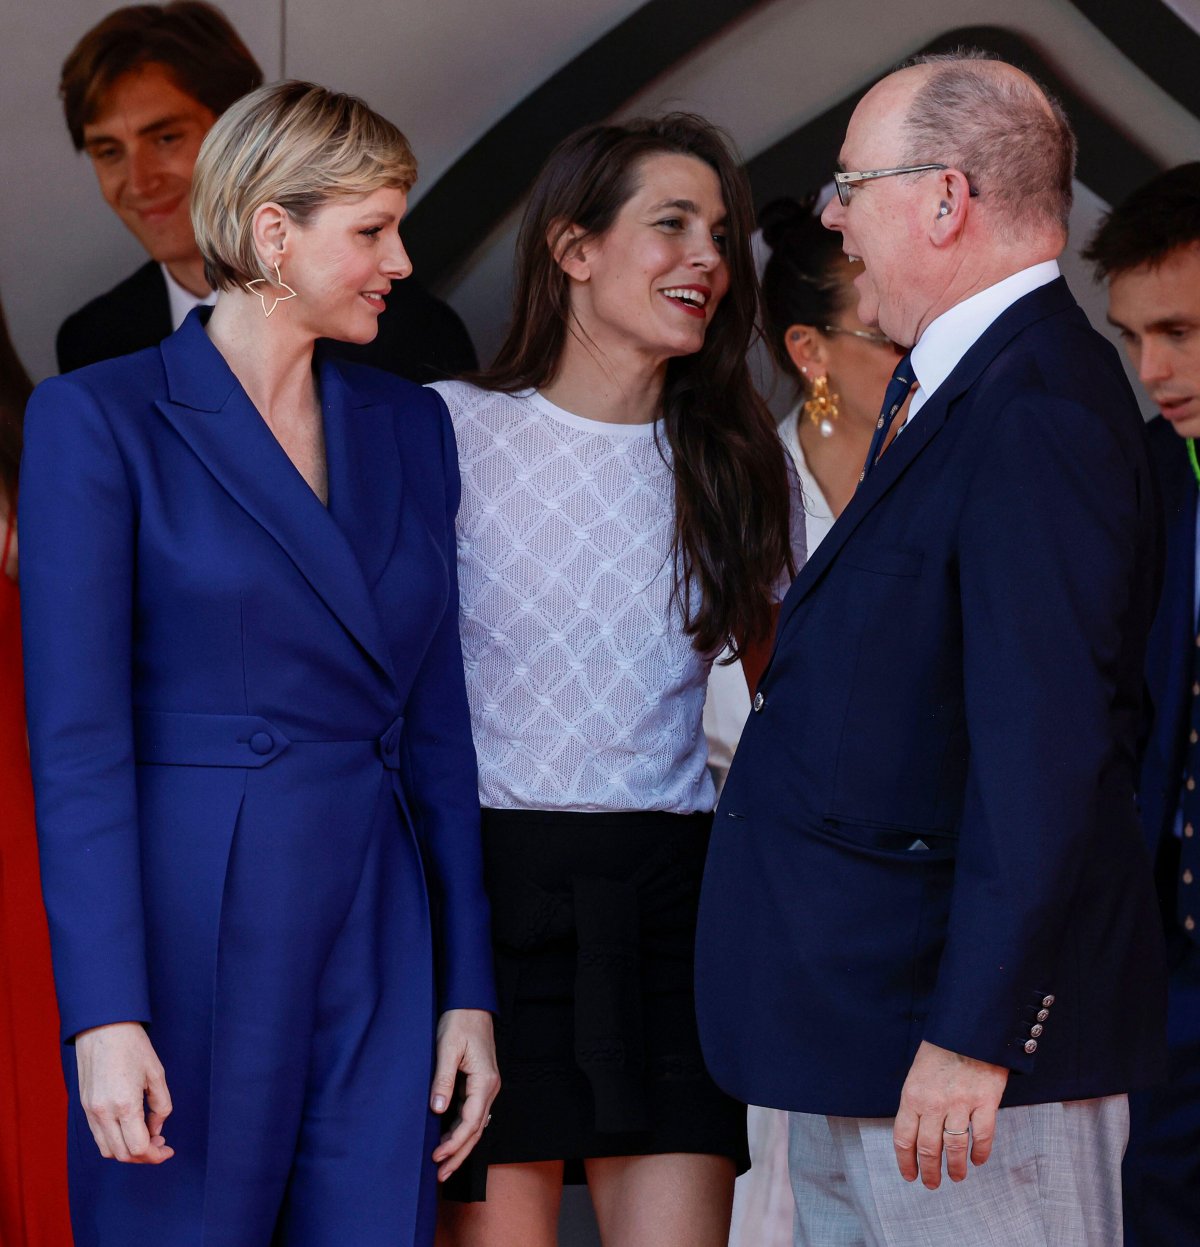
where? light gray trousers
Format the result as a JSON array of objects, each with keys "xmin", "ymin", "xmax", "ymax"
[{"xmin": 788, "ymin": 1096, "xmax": 1128, "ymax": 1247}]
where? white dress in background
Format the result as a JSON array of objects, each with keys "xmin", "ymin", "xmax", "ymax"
[
  {"xmin": 702, "ymin": 406, "xmax": 834, "ymax": 790},
  {"xmin": 714, "ymin": 405, "xmax": 836, "ymax": 1247}
]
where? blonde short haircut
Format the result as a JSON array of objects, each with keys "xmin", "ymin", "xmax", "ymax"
[{"xmin": 191, "ymin": 80, "xmax": 417, "ymax": 291}]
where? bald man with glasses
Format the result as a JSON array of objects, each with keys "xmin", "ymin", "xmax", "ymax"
[{"xmin": 696, "ymin": 51, "xmax": 1167, "ymax": 1247}]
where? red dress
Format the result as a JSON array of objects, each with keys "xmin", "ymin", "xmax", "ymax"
[{"xmin": 0, "ymin": 508, "xmax": 73, "ymax": 1244}]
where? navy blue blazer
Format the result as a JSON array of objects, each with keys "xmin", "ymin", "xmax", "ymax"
[
  {"xmin": 1139, "ymin": 416, "xmax": 1196, "ymax": 884},
  {"xmin": 695, "ymin": 279, "xmax": 1168, "ymax": 1117},
  {"xmin": 20, "ymin": 310, "xmax": 494, "ymax": 1240}
]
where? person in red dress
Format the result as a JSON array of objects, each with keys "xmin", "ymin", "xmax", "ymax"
[{"xmin": 0, "ymin": 298, "xmax": 73, "ymax": 1246}]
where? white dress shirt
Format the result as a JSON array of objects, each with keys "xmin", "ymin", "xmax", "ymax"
[
  {"xmin": 907, "ymin": 260, "xmax": 1061, "ymax": 424},
  {"xmin": 162, "ymin": 263, "xmax": 217, "ymax": 331}
]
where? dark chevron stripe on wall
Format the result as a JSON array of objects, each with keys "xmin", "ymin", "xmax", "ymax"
[
  {"xmin": 402, "ymin": 0, "xmax": 762, "ymax": 288},
  {"xmin": 1064, "ymin": 0, "xmax": 1200, "ymax": 116},
  {"xmin": 746, "ymin": 25, "xmax": 1161, "ymax": 216},
  {"xmin": 406, "ymin": 2, "xmax": 1189, "ymax": 292}
]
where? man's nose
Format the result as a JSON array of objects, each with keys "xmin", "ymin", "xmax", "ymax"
[
  {"xmin": 821, "ymin": 194, "xmax": 845, "ymax": 230},
  {"xmin": 1138, "ymin": 339, "xmax": 1171, "ymax": 386},
  {"xmin": 126, "ymin": 145, "xmax": 162, "ymax": 197}
]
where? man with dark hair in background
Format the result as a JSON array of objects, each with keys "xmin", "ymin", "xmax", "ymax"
[
  {"xmin": 1086, "ymin": 162, "xmax": 1200, "ymax": 1247},
  {"xmin": 56, "ymin": 1, "xmax": 476, "ymax": 380}
]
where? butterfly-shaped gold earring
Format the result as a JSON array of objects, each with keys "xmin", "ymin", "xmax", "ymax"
[{"xmin": 244, "ymin": 262, "xmax": 298, "ymax": 317}]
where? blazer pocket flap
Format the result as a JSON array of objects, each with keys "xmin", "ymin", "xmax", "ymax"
[
  {"xmin": 840, "ymin": 544, "xmax": 924, "ymax": 577},
  {"xmin": 820, "ymin": 817, "xmax": 956, "ymax": 858}
]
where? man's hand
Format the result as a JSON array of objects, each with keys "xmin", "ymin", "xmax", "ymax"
[
  {"xmin": 893, "ymin": 1039, "xmax": 1009, "ymax": 1188},
  {"xmin": 429, "ymin": 1008, "xmax": 500, "ymax": 1182},
  {"xmin": 75, "ymin": 1021, "xmax": 174, "ymax": 1163}
]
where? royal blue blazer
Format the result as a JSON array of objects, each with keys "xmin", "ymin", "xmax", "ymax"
[
  {"xmin": 695, "ymin": 279, "xmax": 1168, "ymax": 1117},
  {"xmin": 20, "ymin": 309, "xmax": 495, "ymax": 1244}
]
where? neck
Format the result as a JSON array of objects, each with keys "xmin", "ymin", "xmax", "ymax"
[
  {"xmin": 540, "ymin": 326, "xmax": 667, "ymax": 425},
  {"xmin": 796, "ymin": 401, "xmax": 874, "ymax": 517},
  {"xmin": 163, "ymin": 253, "xmax": 212, "ymax": 299},
  {"xmin": 912, "ymin": 239, "xmax": 1060, "ymax": 345},
  {"xmin": 205, "ymin": 289, "xmax": 318, "ymax": 421}
]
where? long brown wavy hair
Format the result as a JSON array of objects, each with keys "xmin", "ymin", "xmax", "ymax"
[
  {"xmin": 477, "ymin": 113, "xmax": 794, "ymax": 656},
  {"xmin": 0, "ymin": 297, "xmax": 31, "ymax": 510}
]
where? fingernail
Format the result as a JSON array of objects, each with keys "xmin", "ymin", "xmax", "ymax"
[{"xmin": 433, "ymin": 1095, "xmax": 447, "ymax": 1112}]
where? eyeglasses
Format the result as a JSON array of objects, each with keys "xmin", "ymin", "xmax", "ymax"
[
  {"xmin": 821, "ymin": 324, "xmax": 895, "ymax": 346},
  {"xmin": 833, "ymin": 163, "xmax": 958, "ymax": 207}
]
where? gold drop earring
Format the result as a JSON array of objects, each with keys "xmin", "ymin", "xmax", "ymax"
[{"xmin": 802, "ymin": 369, "xmax": 840, "ymax": 438}]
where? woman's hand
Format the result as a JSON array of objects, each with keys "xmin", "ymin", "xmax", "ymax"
[
  {"xmin": 75, "ymin": 1021, "xmax": 174, "ymax": 1163},
  {"xmin": 429, "ymin": 1008, "xmax": 500, "ymax": 1182}
]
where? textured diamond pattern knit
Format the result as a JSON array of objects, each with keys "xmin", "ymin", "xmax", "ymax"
[{"xmin": 434, "ymin": 381, "xmax": 718, "ymax": 813}]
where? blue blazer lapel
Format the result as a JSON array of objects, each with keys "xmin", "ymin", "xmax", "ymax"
[
  {"xmin": 320, "ymin": 357, "xmax": 404, "ymax": 593},
  {"xmin": 772, "ymin": 278, "xmax": 1077, "ymax": 651},
  {"xmin": 155, "ymin": 311, "xmax": 399, "ymax": 685}
]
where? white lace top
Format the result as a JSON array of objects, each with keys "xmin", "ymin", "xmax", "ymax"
[{"xmin": 435, "ymin": 380, "xmax": 770, "ymax": 813}]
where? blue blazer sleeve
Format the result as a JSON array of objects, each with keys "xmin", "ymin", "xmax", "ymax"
[
  {"xmin": 402, "ymin": 393, "xmax": 496, "ymax": 1013},
  {"xmin": 923, "ymin": 391, "xmax": 1137, "ymax": 1067},
  {"xmin": 19, "ymin": 375, "xmax": 152, "ymax": 1041}
]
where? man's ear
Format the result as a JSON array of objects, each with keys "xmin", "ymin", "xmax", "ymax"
[
  {"xmin": 549, "ymin": 219, "xmax": 591, "ymax": 281},
  {"xmin": 930, "ymin": 169, "xmax": 972, "ymax": 245},
  {"xmin": 785, "ymin": 324, "xmax": 827, "ymax": 377},
  {"xmin": 250, "ymin": 202, "xmax": 291, "ymax": 272}
]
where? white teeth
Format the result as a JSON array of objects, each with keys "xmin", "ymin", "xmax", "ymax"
[
  {"xmin": 847, "ymin": 254, "xmax": 861, "ymax": 263},
  {"xmin": 661, "ymin": 286, "xmax": 708, "ymax": 308}
]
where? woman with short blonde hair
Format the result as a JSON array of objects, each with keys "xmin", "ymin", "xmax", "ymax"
[{"xmin": 21, "ymin": 80, "xmax": 497, "ymax": 1245}]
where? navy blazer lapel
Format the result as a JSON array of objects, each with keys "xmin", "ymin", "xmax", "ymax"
[
  {"xmin": 155, "ymin": 311, "xmax": 398, "ymax": 684},
  {"xmin": 1146, "ymin": 484, "xmax": 1196, "ymax": 775},
  {"xmin": 320, "ymin": 358, "xmax": 404, "ymax": 593},
  {"xmin": 773, "ymin": 278, "xmax": 1077, "ymax": 646}
]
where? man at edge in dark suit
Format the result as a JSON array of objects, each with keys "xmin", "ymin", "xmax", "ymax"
[
  {"xmin": 56, "ymin": 1, "xmax": 475, "ymax": 381},
  {"xmin": 694, "ymin": 51, "xmax": 1167, "ymax": 1245},
  {"xmin": 1086, "ymin": 162, "xmax": 1200, "ymax": 1247}
]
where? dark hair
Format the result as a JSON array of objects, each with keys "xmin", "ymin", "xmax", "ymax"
[
  {"xmin": 1083, "ymin": 163, "xmax": 1200, "ymax": 280},
  {"xmin": 0, "ymin": 299, "xmax": 32, "ymax": 508},
  {"xmin": 478, "ymin": 113, "xmax": 794, "ymax": 656},
  {"xmin": 60, "ymin": 1, "xmax": 263, "ymax": 150},
  {"xmin": 759, "ymin": 195, "xmax": 852, "ymax": 380}
]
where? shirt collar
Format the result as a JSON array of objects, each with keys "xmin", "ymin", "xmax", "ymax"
[
  {"xmin": 907, "ymin": 259, "xmax": 1060, "ymax": 419},
  {"xmin": 161, "ymin": 263, "xmax": 216, "ymax": 332}
]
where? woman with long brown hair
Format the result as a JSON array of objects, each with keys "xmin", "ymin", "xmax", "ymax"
[
  {"xmin": 0, "ymin": 298, "xmax": 74, "ymax": 1245},
  {"xmin": 434, "ymin": 114, "xmax": 802, "ymax": 1247}
]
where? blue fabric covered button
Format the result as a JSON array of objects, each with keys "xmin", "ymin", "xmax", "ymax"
[{"xmin": 249, "ymin": 731, "xmax": 274, "ymax": 756}]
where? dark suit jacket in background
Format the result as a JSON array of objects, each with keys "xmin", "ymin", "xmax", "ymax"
[
  {"xmin": 55, "ymin": 259, "xmax": 478, "ymax": 382},
  {"xmin": 695, "ymin": 278, "xmax": 1168, "ymax": 1117},
  {"xmin": 1126, "ymin": 414, "xmax": 1200, "ymax": 1247},
  {"xmin": 1139, "ymin": 416, "xmax": 1196, "ymax": 875}
]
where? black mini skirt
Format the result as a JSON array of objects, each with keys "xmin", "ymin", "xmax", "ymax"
[{"xmin": 450, "ymin": 807, "xmax": 748, "ymax": 1196}]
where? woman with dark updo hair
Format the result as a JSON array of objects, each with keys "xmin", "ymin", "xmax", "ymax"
[
  {"xmin": 706, "ymin": 194, "xmax": 907, "ymax": 787},
  {"xmin": 760, "ymin": 193, "xmax": 906, "ymax": 524}
]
